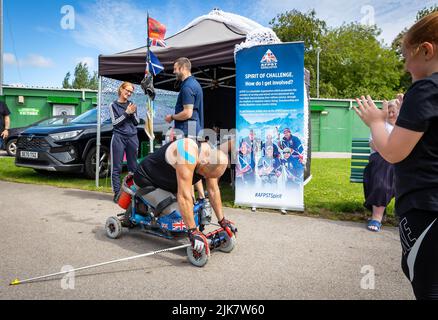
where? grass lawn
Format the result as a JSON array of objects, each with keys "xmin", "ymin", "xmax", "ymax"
[
  {"xmin": 304, "ymin": 158, "xmax": 395, "ymax": 225},
  {"xmin": 0, "ymin": 157, "xmax": 396, "ymax": 225},
  {"xmin": 0, "ymin": 157, "xmax": 114, "ymax": 193}
]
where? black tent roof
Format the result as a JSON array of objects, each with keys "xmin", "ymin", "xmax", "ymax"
[{"xmin": 98, "ymin": 12, "xmax": 263, "ymax": 90}]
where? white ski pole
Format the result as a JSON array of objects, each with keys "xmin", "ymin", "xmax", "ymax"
[{"xmin": 10, "ymin": 243, "xmax": 190, "ymax": 286}]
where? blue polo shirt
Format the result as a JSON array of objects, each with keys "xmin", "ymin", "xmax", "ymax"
[{"xmin": 174, "ymin": 76, "xmax": 204, "ymax": 137}]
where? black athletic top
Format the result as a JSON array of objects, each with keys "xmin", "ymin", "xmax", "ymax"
[
  {"xmin": 136, "ymin": 141, "xmax": 203, "ymax": 193},
  {"xmin": 394, "ymin": 72, "xmax": 438, "ymax": 216}
]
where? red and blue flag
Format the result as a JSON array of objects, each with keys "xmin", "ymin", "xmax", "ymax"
[{"xmin": 148, "ymin": 17, "xmax": 166, "ymax": 47}]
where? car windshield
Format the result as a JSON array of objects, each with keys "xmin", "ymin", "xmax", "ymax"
[
  {"xmin": 71, "ymin": 109, "xmax": 98, "ymax": 124},
  {"xmin": 71, "ymin": 109, "xmax": 112, "ymax": 124},
  {"xmin": 37, "ymin": 117, "xmax": 73, "ymax": 126}
]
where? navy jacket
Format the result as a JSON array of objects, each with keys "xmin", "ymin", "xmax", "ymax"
[{"xmin": 110, "ymin": 100, "xmax": 139, "ymax": 136}]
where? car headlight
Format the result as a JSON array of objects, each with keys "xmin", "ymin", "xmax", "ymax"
[{"xmin": 49, "ymin": 130, "xmax": 83, "ymax": 141}]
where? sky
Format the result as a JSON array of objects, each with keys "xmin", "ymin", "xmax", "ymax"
[{"xmin": 2, "ymin": 0, "xmax": 437, "ymax": 88}]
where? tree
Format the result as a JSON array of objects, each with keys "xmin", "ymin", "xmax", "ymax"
[
  {"xmin": 62, "ymin": 62, "xmax": 98, "ymax": 90},
  {"xmin": 62, "ymin": 72, "xmax": 72, "ymax": 89},
  {"xmin": 270, "ymin": 9, "xmax": 328, "ymax": 97},
  {"xmin": 72, "ymin": 63, "xmax": 91, "ymax": 89},
  {"xmin": 270, "ymin": 8, "xmax": 403, "ymax": 99},
  {"xmin": 88, "ymin": 71, "xmax": 99, "ymax": 90},
  {"xmin": 416, "ymin": 5, "xmax": 438, "ymax": 21},
  {"xmin": 270, "ymin": 9, "xmax": 327, "ymax": 52},
  {"xmin": 319, "ymin": 23, "xmax": 403, "ymax": 99}
]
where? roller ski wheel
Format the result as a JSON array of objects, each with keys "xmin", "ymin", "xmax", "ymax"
[
  {"xmin": 105, "ymin": 216, "xmax": 123, "ymax": 239},
  {"xmin": 186, "ymin": 246, "xmax": 209, "ymax": 267},
  {"xmin": 219, "ymin": 230, "xmax": 236, "ymax": 253}
]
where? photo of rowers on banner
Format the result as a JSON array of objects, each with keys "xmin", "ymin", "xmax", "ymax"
[
  {"xmin": 277, "ymin": 127, "xmax": 304, "ymax": 188},
  {"xmin": 236, "ymin": 126, "xmax": 304, "ymax": 188}
]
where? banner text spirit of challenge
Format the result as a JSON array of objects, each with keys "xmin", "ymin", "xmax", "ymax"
[{"xmin": 244, "ymin": 72, "xmax": 294, "ymax": 87}]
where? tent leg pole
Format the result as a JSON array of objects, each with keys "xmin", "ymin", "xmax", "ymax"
[
  {"xmin": 96, "ymin": 76, "xmax": 102, "ymax": 188},
  {"xmin": 149, "ymin": 98, "xmax": 154, "ymax": 154}
]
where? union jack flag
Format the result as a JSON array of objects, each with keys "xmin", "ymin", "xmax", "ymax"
[
  {"xmin": 261, "ymin": 49, "xmax": 277, "ymax": 64},
  {"xmin": 148, "ymin": 38, "xmax": 166, "ymax": 47},
  {"xmin": 172, "ymin": 220, "xmax": 186, "ymax": 231}
]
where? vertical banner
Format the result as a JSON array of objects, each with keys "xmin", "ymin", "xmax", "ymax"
[{"xmin": 235, "ymin": 42, "xmax": 305, "ymax": 211}]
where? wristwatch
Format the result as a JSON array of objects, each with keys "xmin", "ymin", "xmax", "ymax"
[{"xmin": 170, "ymin": 114, "xmax": 174, "ymax": 121}]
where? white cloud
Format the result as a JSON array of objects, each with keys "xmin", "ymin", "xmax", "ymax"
[
  {"xmin": 371, "ymin": 0, "xmax": 437, "ymax": 45},
  {"xmin": 71, "ymin": 0, "xmax": 196, "ymax": 53},
  {"xmin": 156, "ymin": 0, "xmax": 198, "ymax": 37},
  {"xmin": 3, "ymin": 53, "xmax": 17, "ymax": 65},
  {"xmin": 72, "ymin": 0, "xmax": 148, "ymax": 53},
  {"xmin": 3, "ymin": 53, "xmax": 54, "ymax": 68},
  {"xmin": 25, "ymin": 54, "xmax": 55, "ymax": 68},
  {"xmin": 75, "ymin": 57, "xmax": 95, "ymax": 70},
  {"xmin": 35, "ymin": 26, "xmax": 60, "ymax": 36}
]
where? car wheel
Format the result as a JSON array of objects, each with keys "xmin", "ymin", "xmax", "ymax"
[
  {"xmin": 6, "ymin": 139, "xmax": 17, "ymax": 157},
  {"xmin": 84, "ymin": 146, "xmax": 110, "ymax": 179}
]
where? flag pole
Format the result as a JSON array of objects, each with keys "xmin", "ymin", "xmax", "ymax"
[
  {"xmin": 146, "ymin": 12, "xmax": 154, "ymax": 154},
  {"xmin": 146, "ymin": 12, "xmax": 150, "ymax": 70}
]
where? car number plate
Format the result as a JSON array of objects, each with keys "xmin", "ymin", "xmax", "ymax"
[{"xmin": 20, "ymin": 151, "xmax": 39, "ymax": 159}]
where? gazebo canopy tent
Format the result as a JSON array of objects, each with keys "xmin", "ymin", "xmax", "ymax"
[
  {"xmin": 98, "ymin": 10, "xmax": 263, "ymax": 87},
  {"xmin": 99, "ymin": 10, "xmax": 271, "ymax": 129}
]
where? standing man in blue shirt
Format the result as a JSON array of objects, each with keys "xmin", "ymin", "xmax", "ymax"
[
  {"xmin": 165, "ymin": 57, "xmax": 205, "ymax": 198},
  {"xmin": 165, "ymin": 57, "xmax": 204, "ymax": 139}
]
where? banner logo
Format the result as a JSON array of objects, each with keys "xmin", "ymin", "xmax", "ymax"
[{"xmin": 260, "ymin": 49, "xmax": 278, "ymax": 69}]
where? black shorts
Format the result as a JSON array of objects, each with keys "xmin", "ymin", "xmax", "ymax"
[{"xmin": 399, "ymin": 209, "xmax": 438, "ymax": 300}]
